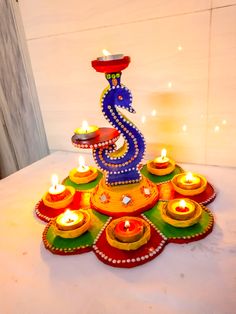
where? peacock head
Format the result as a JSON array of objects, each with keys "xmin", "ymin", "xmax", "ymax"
[{"xmin": 105, "ymin": 72, "xmax": 136, "ymax": 114}]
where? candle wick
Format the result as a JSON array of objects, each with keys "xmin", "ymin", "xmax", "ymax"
[
  {"xmin": 66, "ymin": 218, "xmax": 74, "ymax": 224},
  {"xmin": 54, "ymin": 184, "xmax": 57, "ymax": 190}
]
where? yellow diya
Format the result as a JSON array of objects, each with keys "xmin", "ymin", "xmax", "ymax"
[
  {"xmin": 69, "ymin": 155, "xmax": 98, "ymax": 184},
  {"xmin": 43, "ymin": 175, "xmax": 75, "ymax": 209},
  {"xmin": 74, "ymin": 120, "xmax": 99, "ymax": 140},
  {"xmin": 106, "ymin": 216, "xmax": 151, "ymax": 250},
  {"xmin": 161, "ymin": 199, "xmax": 202, "ymax": 228},
  {"xmin": 147, "ymin": 149, "xmax": 175, "ymax": 176},
  {"xmin": 172, "ymin": 172, "xmax": 207, "ymax": 196},
  {"xmin": 52, "ymin": 209, "xmax": 91, "ymax": 238}
]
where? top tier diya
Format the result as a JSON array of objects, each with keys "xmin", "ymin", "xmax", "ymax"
[{"xmin": 91, "ymin": 50, "xmax": 130, "ymax": 73}]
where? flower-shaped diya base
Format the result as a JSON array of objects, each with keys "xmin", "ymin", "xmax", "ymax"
[{"xmin": 39, "ymin": 163, "xmax": 216, "ymax": 268}]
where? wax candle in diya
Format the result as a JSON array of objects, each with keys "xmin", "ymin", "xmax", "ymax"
[
  {"xmin": 147, "ymin": 148, "xmax": 176, "ymax": 176},
  {"xmin": 74, "ymin": 120, "xmax": 99, "ymax": 140},
  {"xmin": 153, "ymin": 148, "xmax": 169, "ymax": 168},
  {"xmin": 52, "ymin": 209, "xmax": 91, "ymax": 238},
  {"xmin": 97, "ymin": 49, "xmax": 124, "ymax": 61},
  {"xmin": 69, "ymin": 155, "xmax": 98, "ymax": 184},
  {"xmin": 172, "ymin": 172, "xmax": 207, "ymax": 196},
  {"xmin": 106, "ymin": 217, "xmax": 151, "ymax": 250},
  {"xmin": 43, "ymin": 174, "xmax": 75, "ymax": 209},
  {"xmin": 161, "ymin": 198, "xmax": 202, "ymax": 227}
]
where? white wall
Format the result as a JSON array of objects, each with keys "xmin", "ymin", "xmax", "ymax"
[{"xmin": 19, "ymin": 0, "xmax": 236, "ymax": 166}]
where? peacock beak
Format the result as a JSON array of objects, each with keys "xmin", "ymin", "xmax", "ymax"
[{"xmin": 129, "ymin": 106, "xmax": 136, "ymax": 114}]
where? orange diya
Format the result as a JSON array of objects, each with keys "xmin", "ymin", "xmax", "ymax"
[
  {"xmin": 69, "ymin": 156, "xmax": 98, "ymax": 184},
  {"xmin": 147, "ymin": 148, "xmax": 176, "ymax": 176},
  {"xmin": 153, "ymin": 148, "xmax": 169, "ymax": 168},
  {"xmin": 43, "ymin": 174, "xmax": 75, "ymax": 209},
  {"xmin": 106, "ymin": 217, "xmax": 151, "ymax": 250},
  {"xmin": 172, "ymin": 172, "xmax": 207, "ymax": 196}
]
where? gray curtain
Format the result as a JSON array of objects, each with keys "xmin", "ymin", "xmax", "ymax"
[{"xmin": 0, "ymin": 0, "xmax": 49, "ymax": 179}]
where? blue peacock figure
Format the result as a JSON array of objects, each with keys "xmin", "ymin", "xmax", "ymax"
[{"xmin": 92, "ymin": 71, "xmax": 146, "ymax": 186}]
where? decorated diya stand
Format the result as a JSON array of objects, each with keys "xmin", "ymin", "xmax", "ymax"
[{"xmin": 36, "ymin": 53, "xmax": 216, "ymax": 268}]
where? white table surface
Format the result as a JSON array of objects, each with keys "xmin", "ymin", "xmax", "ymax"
[{"xmin": 0, "ymin": 151, "xmax": 236, "ymax": 314}]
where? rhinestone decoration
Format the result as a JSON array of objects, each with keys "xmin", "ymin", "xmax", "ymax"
[{"xmin": 122, "ymin": 195, "xmax": 132, "ymax": 205}]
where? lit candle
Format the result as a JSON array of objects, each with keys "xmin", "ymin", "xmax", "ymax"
[
  {"xmin": 74, "ymin": 120, "xmax": 99, "ymax": 140},
  {"xmin": 114, "ymin": 218, "xmax": 144, "ymax": 243},
  {"xmin": 176, "ymin": 199, "xmax": 189, "ymax": 212},
  {"xmin": 56, "ymin": 209, "xmax": 84, "ymax": 231},
  {"xmin": 97, "ymin": 49, "xmax": 124, "ymax": 61},
  {"xmin": 49, "ymin": 174, "xmax": 65, "ymax": 195},
  {"xmin": 69, "ymin": 156, "xmax": 98, "ymax": 184},
  {"xmin": 163, "ymin": 198, "xmax": 202, "ymax": 227},
  {"xmin": 124, "ymin": 220, "xmax": 130, "ymax": 229},
  {"xmin": 53, "ymin": 209, "xmax": 91, "ymax": 238},
  {"xmin": 76, "ymin": 156, "xmax": 91, "ymax": 177},
  {"xmin": 177, "ymin": 172, "xmax": 201, "ymax": 190},
  {"xmin": 153, "ymin": 148, "xmax": 170, "ymax": 168},
  {"xmin": 166, "ymin": 198, "xmax": 196, "ymax": 221}
]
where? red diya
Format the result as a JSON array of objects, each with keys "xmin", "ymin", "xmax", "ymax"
[
  {"xmin": 42, "ymin": 175, "xmax": 75, "ymax": 210},
  {"xmin": 106, "ymin": 216, "xmax": 151, "ymax": 250},
  {"xmin": 72, "ymin": 127, "xmax": 120, "ymax": 150},
  {"xmin": 114, "ymin": 218, "xmax": 144, "ymax": 243},
  {"xmin": 91, "ymin": 53, "xmax": 130, "ymax": 73}
]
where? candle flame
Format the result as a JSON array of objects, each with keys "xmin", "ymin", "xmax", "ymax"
[
  {"xmin": 161, "ymin": 148, "xmax": 167, "ymax": 159},
  {"xmin": 102, "ymin": 49, "xmax": 111, "ymax": 56},
  {"xmin": 124, "ymin": 220, "xmax": 130, "ymax": 229},
  {"xmin": 78, "ymin": 155, "xmax": 85, "ymax": 168},
  {"xmin": 185, "ymin": 172, "xmax": 193, "ymax": 183},
  {"xmin": 51, "ymin": 174, "xmax": 59, "ymax": 189},
  {"xmin": 179, "ymin": 200, "xmax": 186, "ymax": 208},
  {"xmin": 81, "ymin": 120, "xmax": 89, "ymax": 132},
  {"xmin": 63, "ymin": 209, "xmax": 75, "ymax": 224}
]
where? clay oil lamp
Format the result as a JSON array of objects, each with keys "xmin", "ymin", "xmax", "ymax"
[
  {"xmin": 147, "ymin": 148, "xmax": 176, "ymax": 176},
  {"xmin": 74, "ymin": 120, "xmax": 99, "ymax": 140},
  {"xmin": 106, "ymin": 216, "xmax": 151, "ymax": 250},
  {"xmin": 52, "ymin": 209, "xmax": 91, "ymax": 238},
  {"xmin": 172, "ymin": 172, "xmax": 207, "ymax": 196},
  {"xmin": 43, "ymin": 174, "xmax": 75, "ymax": 209},
  {"xmin": 161, "ymin": 198, "xmax": 202, "ymax": 228},
  {"xmin": 69, "ymin": 155, "xmax": 98, "ymax": 184}
]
